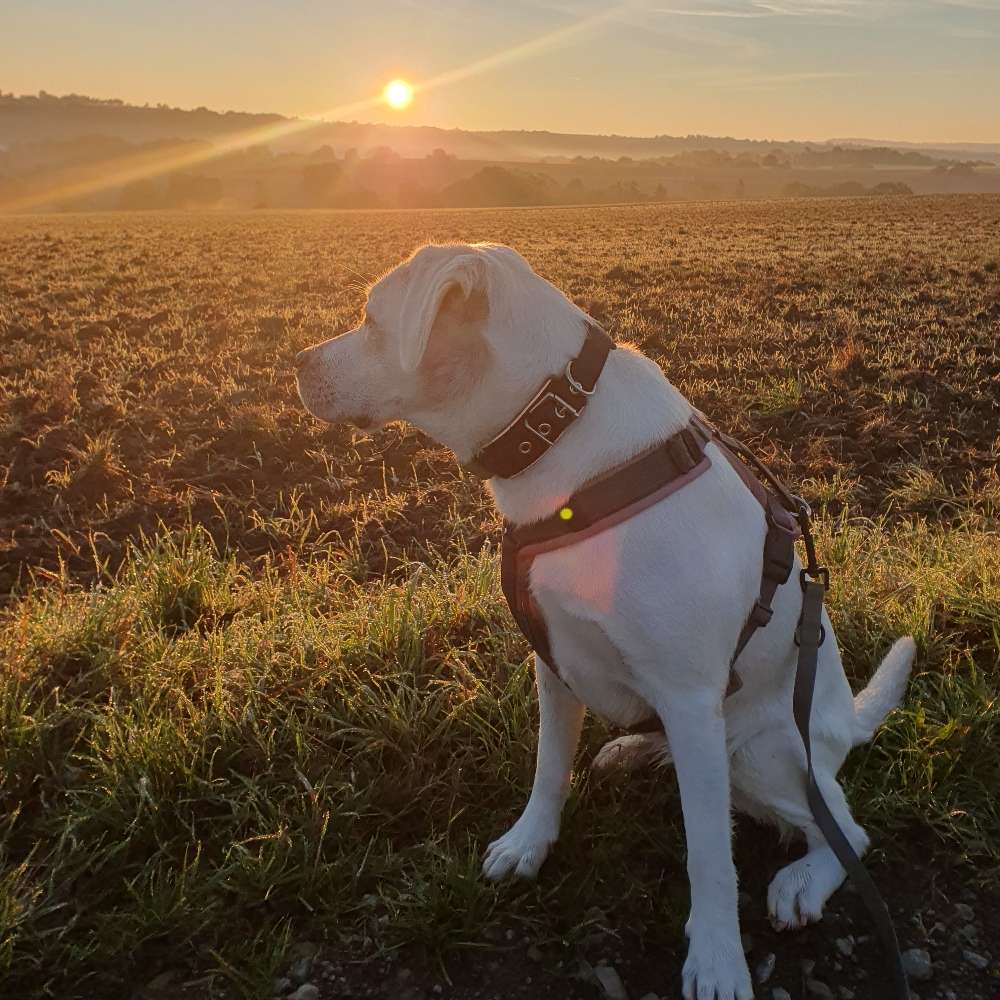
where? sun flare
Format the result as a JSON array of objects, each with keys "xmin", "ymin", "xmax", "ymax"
[{"xmin": 383, "ymin": 79, "xmax": 413, "ymax": 110}]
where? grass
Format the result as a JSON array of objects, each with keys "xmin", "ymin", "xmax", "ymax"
[
  {"xmin": 1, "ymin": 502, "xmax": 998, "ymax": 997},
  {"xmin": 0, "ymin": 195, "xmax": 998, "ymax": 996}
]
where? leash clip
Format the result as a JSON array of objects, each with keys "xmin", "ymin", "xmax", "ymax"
[{"xmin": 799, "ymin": 566, "xmax": 830, "ymax": 591}]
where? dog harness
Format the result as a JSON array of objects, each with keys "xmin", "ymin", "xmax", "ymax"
[
  {"xmin": 464, "ymin": 321, "xmax": 910, "ymax": 998},
  {"xmin": 467, "ymin": 321, "xmax": 799, "ymax": 703},
  {"xmin": 500, "ymin": 413, "xmax": 800, "ymax": 704}
]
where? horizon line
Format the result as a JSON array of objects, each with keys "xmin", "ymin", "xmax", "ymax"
[{"xmin": 6, "ymin": 89, "xmax": 1000, "ymax": 150}]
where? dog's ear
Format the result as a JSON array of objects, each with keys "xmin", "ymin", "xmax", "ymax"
[{"xmin": 399, "ymin": 252, "xmax": 487, "ymax": 373}]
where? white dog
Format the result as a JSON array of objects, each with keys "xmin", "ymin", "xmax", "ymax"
[{"xmin": 296, "ymin": 243, "xmax": 914, "ymax": 1000}]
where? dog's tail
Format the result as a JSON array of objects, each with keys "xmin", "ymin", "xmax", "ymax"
[{"xmin": 851, "ymin": 636, "xmax": 916, "ymax": 746}]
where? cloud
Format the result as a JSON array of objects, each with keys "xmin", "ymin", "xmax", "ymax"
[
  {"xmin": 653, "ymin": 0, "xmax": 1000, "ymax": 17},
  {"xmin": 652, "ymin": 0, "xmax": 874, "ymax": 17}
]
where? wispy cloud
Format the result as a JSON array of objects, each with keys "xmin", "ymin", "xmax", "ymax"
[
  {"xmin": 652, "ymin": 0, "xmax": 873, "ymax": 18},
  {"xmin": 651, "ymin": 0, "xmax": 1000, "ymax": 17}
]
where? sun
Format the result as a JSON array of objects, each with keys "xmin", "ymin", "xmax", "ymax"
[{"xmin": 383, "ymin": 79, "xmax": 414, "ymax": 110}]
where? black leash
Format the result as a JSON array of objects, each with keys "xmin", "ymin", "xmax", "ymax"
[
  {"xmin": 701, "ymin": 418, "xmax": 910, "ymax": 997},
  {"xmin": 792, "ymin": 509, "xmax": 911, "ymax": 1000}
]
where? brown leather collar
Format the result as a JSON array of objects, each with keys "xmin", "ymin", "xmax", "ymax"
[{"xmin": 462, "ymin": 321, "xmax": 615, "ymax": 480}]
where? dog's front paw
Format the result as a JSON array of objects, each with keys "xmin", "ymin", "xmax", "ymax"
[
  {"xmin": 481, "ymin": 813, "xmax": 556, "ymax": 881},
  {"xmin": 682, "ymin": 928, "xmax": 753, "ymax": 1000}
]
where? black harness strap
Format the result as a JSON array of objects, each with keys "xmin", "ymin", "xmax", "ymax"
[
  {"xmin": 689, "ymin": 415, "xmax": 801, "ymax": 679},
  {"xmin": 501, "ymin": 419, "xmax": 713, "ymax": 681}
]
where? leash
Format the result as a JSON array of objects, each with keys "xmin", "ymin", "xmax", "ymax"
[
  {"xmin": 791, "ymin": 506, "xmax": 911, "ymax": 1000},
  {"xmin": 715, "ymin": 425, "xmax": 911, "ymax": 999}
]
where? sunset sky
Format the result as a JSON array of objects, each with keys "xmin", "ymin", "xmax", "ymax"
[{"xmin": 7, "ymin": 0, "xmax": 1000, "ymax": 143}]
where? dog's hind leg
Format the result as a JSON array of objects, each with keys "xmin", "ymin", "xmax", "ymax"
[
  {"xmin": 730, "ymin": 726, "xmax": 869, "ymax": 930},
  {"xmin": 591, "ymin": 731, "xmax": 670, "ymax": 778},
  {"xmin": 482, "ymin": 656, "xmax": 585, "ymax": 881}
]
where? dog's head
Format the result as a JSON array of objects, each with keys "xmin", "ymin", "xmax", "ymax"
[{"xmin": 295, "ymin": 242, "xmax": 589, "ymax": 458}]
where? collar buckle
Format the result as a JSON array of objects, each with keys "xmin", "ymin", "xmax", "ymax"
[{"xmin": 523, "ymin": 388, "xmax": 581, "ymax": 446}]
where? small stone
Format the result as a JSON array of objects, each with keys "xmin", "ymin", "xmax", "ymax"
[
  {"xmin": 289, "ymin": 957, "xmax": 313, "ymax": 985},
  {"xmin": 943, "ymin": 990, "xmax": 957, "ymax": 1000},
  {"xmin": 805, "ymin": 980, "xmax": 835, "ymax": 999},
  {"xmin": 272, "ymin": 977, "xmax": 292, "ymax": 995},
  {"xmin": 772, "ymin": 989, "xmax": 792, "ymax": 1000},
  {"xmin": 288, "ymin": 987, "xmax": 319, "ymax": 1000},
  {"xmin": 835, "ymin": 937, "xmax": 855, "ymax": 958},
  {"xmin": 956, "ymin": 922, "xmax": 978, "ymax": 944},
  {"xmin": 432, "ymin": 986, "xmax": 443, "ymax": 996},
  {"xmin": 837, "ymin": 989, "xmax": 854, "ymax": 1000},
  {"xmin": 755, "ymin": 953, "xmax": 776, "ymax": 984},
  {"xmin": 954, "ymin": 902, "xmax": 974, "ymax": 922},
  {"xmin": 962, "ymin": 949, "xmax": 988, "ymax": 970},
  {"xmin": 593, "ymin": 965, "xmax": 628, "ymax": 1000},
  {"xmin": 526, "ymin": 944, "xmax": 543, "ymax": 962},
  {"xmin": 901, "ymin": 947, "xmax": 933, "ymax": 981},
  {"xmin": 801, "ymin": 958, "xmax": 816, "ymax": 977}
]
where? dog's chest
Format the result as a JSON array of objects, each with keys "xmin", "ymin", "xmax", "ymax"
[{"xmin": 529, "ymin": 533, "xmax": 659, "ymax": 727}]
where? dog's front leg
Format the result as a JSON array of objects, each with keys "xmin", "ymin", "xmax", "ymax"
[
  {"xmin": 658, "ymin": 690, "xmax": 752, "ymax": 1000},
  {"xmin": 482, "ymin": 655, "xmax": 585, "ymax": 881}
]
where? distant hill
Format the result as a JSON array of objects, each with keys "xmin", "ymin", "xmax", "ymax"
[
  {"xmin": 3, "ymin": 91, "xmax": 1000, "ymax": 213},
  {"xmin": 4, "ymin": 91, "xmax": 1000, "ymax": 164}
]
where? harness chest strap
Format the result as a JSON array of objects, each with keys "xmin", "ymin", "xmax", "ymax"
[{"xmin": 500, "ymin": 413, "xmax": 799, "ymax": 698}]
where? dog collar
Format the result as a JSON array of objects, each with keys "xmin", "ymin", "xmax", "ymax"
[{"xmin": 462, "ymin": 321, "xmax": 615, "ymax": 480}]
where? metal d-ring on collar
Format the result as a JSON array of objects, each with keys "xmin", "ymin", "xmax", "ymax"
[
  {"xmin": 565, "ymin": 358, "xmax": 596, "ymax": 397},
  {"xmin": 462, "ymin": 321, "xmax": 616, "ymax": 480}
]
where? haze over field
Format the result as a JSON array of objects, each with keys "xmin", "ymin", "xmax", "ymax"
[{"xmin": 3, "ymin": 91, "xmax": 1000, "ymax": 213}]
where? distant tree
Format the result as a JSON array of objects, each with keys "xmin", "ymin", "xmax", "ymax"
[
  {"xmin": 301, "ymin": 161, "xmax": 341, "ymax": 203},
  {"xmin": 309, "ymin": 144, "xmax": 337, "ymax": 162},
  {"xmin": 367, "ymin": 146, "xmax": 400, "ymax": 164},
  {"xmin": 870, "ymin": 181, "xmax": 913, "ymax": 196},
  {"xmin": 164, "ymin": 173, "xmax": 223, "ymax": 207},
  {"xmin": 565, "ymin": 177, "xmax": 585, "ymax": 202},
  {"xmin": 119, "ymin": 179, "xmax": 163, "ymax": 209},
  {"xmin": 439, "ymin": 166, "xmax": 555, "ymax": 207}
]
